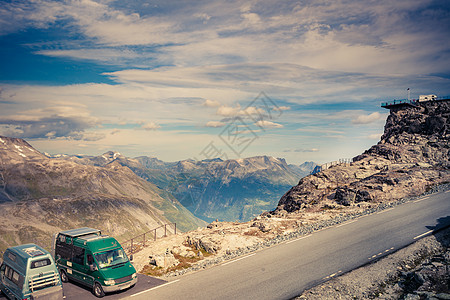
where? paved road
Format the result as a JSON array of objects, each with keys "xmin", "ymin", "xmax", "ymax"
[{"xmin": 126, "ymin": 190, "xmax": 450, "ymax": 300}]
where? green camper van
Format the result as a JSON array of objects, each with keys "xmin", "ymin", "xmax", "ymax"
[
  {"xmin": 0, "ymin": 244, "xmax": 63, "ymax": 300},
  {"xmin": 53, "ymin": 228, "xmax": 137, "ymax": 298}
]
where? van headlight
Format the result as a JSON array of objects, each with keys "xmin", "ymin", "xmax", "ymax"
[
  {"xmin": 104, "ymin": 279, "xmax": 115, "ymax": 285},
  {"xmin": 132, "ymin": 273, "xmax": 137, "ymax": 279}
]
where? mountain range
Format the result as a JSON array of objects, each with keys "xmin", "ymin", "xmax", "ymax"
[{"xmin": 51, "ymin": 151, "xmax": 315, "ymax": 222}]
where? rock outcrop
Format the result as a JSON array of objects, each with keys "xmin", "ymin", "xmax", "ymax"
[{"xmin": 276, "ymin": 99, "xmax": 450, "ymax": 213}]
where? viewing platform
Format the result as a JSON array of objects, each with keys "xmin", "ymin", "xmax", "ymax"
[{"xmin": 381, "ymin": 95, "xmax": 450, "ymax": 109}]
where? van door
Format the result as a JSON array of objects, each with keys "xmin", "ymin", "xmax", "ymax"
[
  {"xmin": 84, "ymin": 253, "xmax": 95, "ymax": 287},
  {"xmin": 71, "ymin": 245, "xmax": 87, "ymax": 284}
]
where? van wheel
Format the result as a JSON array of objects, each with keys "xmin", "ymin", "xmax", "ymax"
[
  {"xmin": 93, "ymin": 282, "xmax": 105, "ymax": 298},
  {"xmin": 59, "ymin": 269, "xmax": 68, "ymax": 283}
]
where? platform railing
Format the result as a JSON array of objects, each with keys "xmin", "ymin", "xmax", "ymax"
[
  {"xmin": 381, "ymin": 95, "xmax": 450, "ymax": 108},
  {"xmin": 122, "ymin": 223, "xmax": 177, "ymax": 255}
]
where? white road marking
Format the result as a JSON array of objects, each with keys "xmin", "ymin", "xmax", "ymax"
[
  {"xmin": 369, "ymin": 247, "xmax": 395, "ymax": 260},
  {"xmin": 221, "ymin": 253, "xmax": 256, "ymax": 266},
  {"xmin": 286, "ymin": 234, "xmax": 312, "ymax": 244},
  {"xmin": 129, "ymin": 280, "xmax": 180, "ymax": 297},
  {"xmin": 413, "ymin": 230, "xmax": 434, "ymax": 240},
  {"xmin": 323, "ymin": 270, "xmax": 342, "ymax": 280}
]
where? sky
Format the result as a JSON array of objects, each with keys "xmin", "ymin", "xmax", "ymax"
[{"xmin": 0, "ymin": 0, "xmax": 449, "ymax": 165}]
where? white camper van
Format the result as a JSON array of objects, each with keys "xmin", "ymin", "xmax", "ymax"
[{"xmin": 419, "ymin": 94, "xmax": 437, "ymax": 102}]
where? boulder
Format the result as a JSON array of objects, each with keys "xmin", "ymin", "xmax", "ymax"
[{"xmin": 185, "ymin": 235, "xmax": 221, "ymax": 254}]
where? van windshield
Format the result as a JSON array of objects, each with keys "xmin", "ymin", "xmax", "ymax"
[{"xmin": 94, "ymin": 248, "xmax": 128, "ymax": 269}]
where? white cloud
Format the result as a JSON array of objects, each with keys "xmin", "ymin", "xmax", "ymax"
[
  {"xmin": 238, "ymin": 106, "xmax": 266, "ymax": 117},
  {"xmin": 141, "ymin": 122, "xmax": 161, "ymax": 130},
  {"xmin": 216, "ymin": 105, "xmax": 241, "ymax": 117},
  {"xmin": 203, "ymin": 99, "xmax": 221, "ymax": 107},
  {"xmin": 352, "ymin": 112, "xmax": 382, "ymax": 124},
  {"xmin": 0, "ymin": 104, "xmax": 101, "ymax": 140},
  {"xmin": 205, "ymin": 121, "xmax": 226, "ymax": 128},
  {"xmin": 255, "ymin": 120, "xmax": 283, "ymax": 129},
  {"xmin": 273, "ymin": 106, "xmax": 291, "ymax": 111}
]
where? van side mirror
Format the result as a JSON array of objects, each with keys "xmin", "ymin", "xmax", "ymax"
[
  {"xmin": 89, "ymin": 264, "xmax": 98, "ymax": 272},
  {"xmin": 129, "ymin": 254, "xmax": 133, "ymax": 261}
]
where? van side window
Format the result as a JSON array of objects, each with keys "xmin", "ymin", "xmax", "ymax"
[
  {"xmin": 72, "ymin": 246, "xmax": 85, "ymax": 265},
  {"xmin": 5, "ymin": 265, "xmax": 11, "ymax": 279},
  {"xmin": 3, "ymin": 265, "xmax": 23, "ymax": 289},
  {"xmin": 11, "ymin": 270, "xmax": 19, "ymax": 285},
  {"xmin": 56, "ymin": 235, "xmax": 72, "ymax": 260}
]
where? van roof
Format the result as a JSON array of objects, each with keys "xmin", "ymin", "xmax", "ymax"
[
  {"xmin": 3, "ymin": 244, "xmax": 51, "ymax": 274},
  {"xmin": 59, "ymin": 227, "xmax": 101, "ymax": 238},
  {"xmin": 77, "ymin": 236, "xmax": 120, "ymax": 253}
]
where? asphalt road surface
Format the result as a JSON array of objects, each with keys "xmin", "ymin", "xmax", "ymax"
[{"xmin": 126, "ymin": 189, "xmax": 450, "ymax": 300}]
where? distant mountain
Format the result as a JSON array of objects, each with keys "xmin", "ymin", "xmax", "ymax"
[
  {"xmin": 0, "ymin": 136, "xmax": 205, "ymax": 253},
  {"xmin": 165, "ymin": 156, "xmax": 304, "ymax": 222},
  {"xmin": 47, "ymin": 148, "xmax": 316, "ymax": 223},
  {"xmin": 288, "ymin": 161, "xmax": 317, "ymax": 178},
  {"xmin": 73, "ymin": 153, "xmax": 311, "ymax": 222}
]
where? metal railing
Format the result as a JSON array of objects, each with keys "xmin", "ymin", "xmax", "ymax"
[
  {"xmin": 122, "ymin": 223, "xmax": 177, "ymax": 255},
  {"xmin": 311, "ymin": 158, "xmax": 352, "ymax": 175},
  {"xmin": 381, "ymin": 95, "xmax": 450, "ymax": 108}
]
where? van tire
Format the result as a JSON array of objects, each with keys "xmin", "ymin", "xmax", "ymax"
[
  {"xmin": 93, "ymin": 282, "xmax": 105, "ymax": 298},
  {"xmin": 60, "ymin": 269, "xmax": 68, "ymax": 283}
]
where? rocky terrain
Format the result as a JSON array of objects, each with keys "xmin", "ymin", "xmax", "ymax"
[
  {"xmin": 54, "ymin": 151, "xmax": 315, "ymax": 222},
  {"xmin": 0, "ymin": 136, "xmax": 205, "ymax": 253},
  {"xmin": 276, "ymin": 99, "xmax": 450, "ymax": 214}
]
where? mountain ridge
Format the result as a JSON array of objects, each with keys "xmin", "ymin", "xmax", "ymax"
[{"xmin": 52, "ymin": 152, "xmax": 316, "ymax": 222}]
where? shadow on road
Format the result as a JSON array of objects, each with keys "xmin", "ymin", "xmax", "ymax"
[
  {"xmin": 63, "ymin": 274, "xmax": 166, "ymax": 300},
  {"xmin": 427, "ymin": 215, "xmax": 450, "ymax": 248}
]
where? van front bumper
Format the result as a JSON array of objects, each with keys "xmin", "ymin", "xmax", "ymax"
[{"xmin": 103, "ymin": 277, "xmax": 137, "ymax": 293}]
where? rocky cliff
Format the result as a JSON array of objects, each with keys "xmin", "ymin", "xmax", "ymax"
[{"xmin": 276, "ymin": 99, "xmax": 450, "ymax": 213}]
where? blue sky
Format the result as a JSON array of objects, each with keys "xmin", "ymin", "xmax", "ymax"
[{"xmin": 1, "ymin": 0, "xmax": 449, "ymax": 164}]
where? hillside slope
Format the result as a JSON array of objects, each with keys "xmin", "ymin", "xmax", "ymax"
[{"xmin": 0, "ymin": 136, "xmax": 205, "ymax": 253}]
